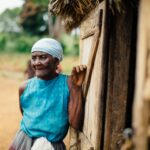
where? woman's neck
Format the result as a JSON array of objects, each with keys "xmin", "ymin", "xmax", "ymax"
[{"xmin": 37, "ymin": 72, "xmax": 59, "ymax": 80}]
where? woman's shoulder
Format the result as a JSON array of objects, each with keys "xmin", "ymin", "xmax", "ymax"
[
  {"xmin": 19, "ymin": 80, "xmax": 28, "ymax": 97},
  {"xmin": 19, "ymin": 78, "xmax": 35, "ymax": 96}
]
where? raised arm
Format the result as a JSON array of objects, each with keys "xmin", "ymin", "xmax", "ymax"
[
  {"xmin": 68, "ymin": 65, "xmax": 86, "ymax": 130},
  {"xmin": 19, "ymin": 81, "xmax": 28, "ymax": 115}
]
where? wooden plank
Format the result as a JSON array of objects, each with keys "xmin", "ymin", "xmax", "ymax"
[
  {"xmin": 79, "ymin": 1, "xmax": 107, "ymax": 149},
  {"xmin": 133, "ymin": 0, "xmax": 150, "ymax": 149},
  {"xmin": 79, "ymin": 133, "xmax": 94, "ymax": 150},
  {"xmin": 69, "ymin": 2, "xmax": 106, "ymax": 149},
  {"xmin": 103, "ymin": 1, "xmax": 137, "ymax": 149},
  {"xmin": 80, "ymin": 5, "xmax": 101, "ymax": 40},
  {"xmin": 82, "ymin": 26, "xmax": 102, "ymax": 98},
  {"xmin": 81, "ymin": 1, "xmax": 104, "ymax": 99}
]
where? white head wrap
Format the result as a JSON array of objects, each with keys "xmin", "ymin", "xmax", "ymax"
[{"xmin": 31, "ymin": 38, "xmax": 63, "ymax": 61}]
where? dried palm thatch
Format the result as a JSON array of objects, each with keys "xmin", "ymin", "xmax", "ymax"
[
  {"xmin": 48, "ymin": 0, "xmax": 138, "ymax": 31},
  {"xmin": 48, "ymin": 0, "xmax": 100, "ymax": 31}
]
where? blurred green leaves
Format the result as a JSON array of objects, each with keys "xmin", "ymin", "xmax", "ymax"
[
  {"xmin": 32, "ymin": 0, "xmax": 49, "ymax": 7},
  {"xmin": 0, "ymin": 0, "xmax": 79, "ymax": 56},
  {"xmin": 19, "ymin": 0, "xmax": 49, "ymax": 36},
  {"xmin": 60, "ymin": 33, "xmax": 79, "ymax": 56},
  {"xmin": 0, "ymin": 33, "xmax": 39, "ymax": 53}
]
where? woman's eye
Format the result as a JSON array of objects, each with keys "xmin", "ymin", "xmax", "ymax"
[
  {"xmin": 32, "ymin": 56, "xmax": 36, "ymax": 61},
  {"xmin": 41, "ymin": 56, "xmax": 47, "ymax": 59}
]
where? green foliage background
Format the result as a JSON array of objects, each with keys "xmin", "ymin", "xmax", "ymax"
[
  {"xmin": 0, "ymin": 0, "xmax": 79, "ymax": 56},
  {"xmin": 0, "ymin": 32, "xmax": 79, "ymax": 56}
]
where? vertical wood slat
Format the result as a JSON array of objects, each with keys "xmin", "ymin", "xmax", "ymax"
[
  {"xmin": 103, "ymin": 1, "xmax": 137, "ymax": 149},
  {"xmin": 82, "ymin": 10, "xmax": 103, "ymax": 98},
  {"xmin": 133, "ymin": 0, "xmax": 150, "ymax": 149},
  {"xmin": 82, "ymin": 3, "xmax": 107, "ymax": 149}
]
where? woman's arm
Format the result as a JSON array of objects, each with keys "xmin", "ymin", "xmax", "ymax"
[
  {"xmin": 19, "ymin": 81, "xmax": 28, "ymax": 115},
  {"xmin": 68, "ymin": 65, "xmax": 86, "ymax": 130}
]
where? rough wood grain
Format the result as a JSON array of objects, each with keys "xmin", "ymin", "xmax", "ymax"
[
  {"xmin": 103, "ymin": 1, "xmax": 137, "ymax": 149},
  {"xmin": 80, "ymin": 1, "xmax": 107, "ymax": 150}
]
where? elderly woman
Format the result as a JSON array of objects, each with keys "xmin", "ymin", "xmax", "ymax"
[{"xmin": 9, "ymin": 38, "xmax": 86, "ymax": 150}]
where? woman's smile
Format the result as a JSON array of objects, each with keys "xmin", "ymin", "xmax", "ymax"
[{"xmin": 31, "ymin": 51, "xmax": 59, "ymax": 80}]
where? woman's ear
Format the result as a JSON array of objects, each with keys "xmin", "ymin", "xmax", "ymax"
[
  {"xmin": 54, "ymin": 58, "xmax": 59, "ymax": 66},
  {"xmin": 56, "ymin": 62, "xmax": 62, "ymax": 74}
]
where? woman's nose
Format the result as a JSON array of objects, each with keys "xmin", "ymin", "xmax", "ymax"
[{"xmin": 34, "ymin": 58, "xmax": 41, "ymax": 65}]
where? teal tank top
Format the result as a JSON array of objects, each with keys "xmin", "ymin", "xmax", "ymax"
[{"xmin": 20, "ymin": 74, "xmax": 70, "ymax": 142}]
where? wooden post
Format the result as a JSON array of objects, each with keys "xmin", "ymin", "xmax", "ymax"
[
  {"xmin": 133, "ymin": 0, "xmax": 150, "ymax": 149},
  {"xmin": 103, "ymin": 1, "xmax": 137, "ymax": 149}
]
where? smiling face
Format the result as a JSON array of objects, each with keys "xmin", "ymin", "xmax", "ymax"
[{"xmin": 31, "ymin": 51, "xmax": 59, "ymax": 80}]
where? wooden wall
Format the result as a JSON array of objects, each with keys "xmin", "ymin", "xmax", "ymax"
[
  {"xmin": 79, "ymin": 1, "xmax": 107, "ymax": 149},
  {"xmin": 69, "ymin": 0, "xmax": 138, "ymax": 149},
  {"xmin": 103, "ymin": 1, "xmax": 137, "ymax": 149}
]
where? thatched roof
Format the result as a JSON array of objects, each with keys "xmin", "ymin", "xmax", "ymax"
[
  {"xmin": 48, "ymin": 0, "xmax": 138, "ymax": 31},
  {"xmin": 48, "ymin": 0, "xmax": 100, "ymax": 31}
]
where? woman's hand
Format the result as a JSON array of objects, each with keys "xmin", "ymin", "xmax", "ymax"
[
  {"xmin": 70, "ymin": 65, "xmax": 87, "ymax": 87},
  {"xmin": 68, "ymin": 65, "xmax": 87, "ymax": 130}
]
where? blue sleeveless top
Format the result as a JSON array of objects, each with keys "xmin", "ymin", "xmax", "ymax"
[{"xmin": 20, "ymin": 74, "xmax": 70, "ymax": 142}]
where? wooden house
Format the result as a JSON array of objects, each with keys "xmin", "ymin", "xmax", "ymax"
[{"xmin": 49, "ymin": 0, "xmax": 150, "ymax": 149}]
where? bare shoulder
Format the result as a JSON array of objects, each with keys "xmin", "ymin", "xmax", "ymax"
[{"xmin": 19, "ymin": 80, "xmax": 28, "ymax": 97}]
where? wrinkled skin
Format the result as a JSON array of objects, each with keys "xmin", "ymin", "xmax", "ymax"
[
  {"xmin": 68, "ymin": 65, "xmax": 86, "ymax": 129},
  {"xmin": 31, "ymin": 51, "xmax": 59, "ymax": 80}
]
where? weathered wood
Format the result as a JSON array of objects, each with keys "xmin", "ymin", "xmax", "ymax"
[
  {"xmin": 79, "ymin": 1, "xmax": 107, "ymax": 149},
  {"xmin": 68, "ymin": 2, "xmax": 106, "ymax": 149},
  {"xmin": 68, "ymin": 128, "xmax": 79, "ymax": 150},
  {"xmin": 69, "ymin": 0, "xmax": 138, "ymax": 149},
  {"xmin": 79, "ymin": 133, "xmax": 94, "ymax": 150},
  {"xmin": 133, "ymin": 0, "xmax": 150, "ymax": 149},
  {"xmin": 103, "ymin": 1, "xmax": 137, "ymax": 149},
  {"xmin": 82, "ymin": 26, "xmax": 102, "ymax": 98}
]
